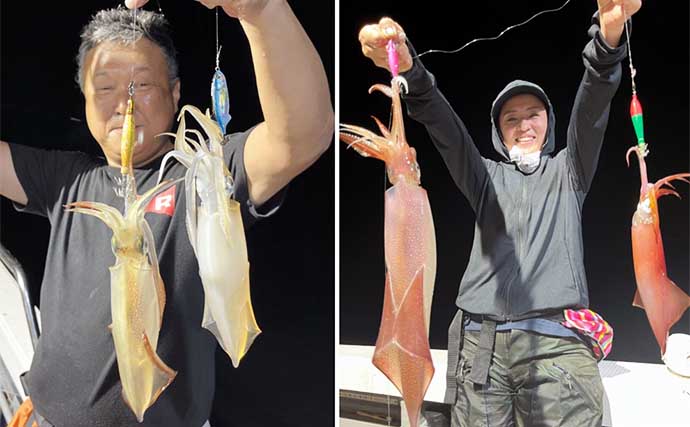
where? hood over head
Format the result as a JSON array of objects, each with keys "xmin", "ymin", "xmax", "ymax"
[{"xmin": 491, "ymin": 80, "xmax": 556, "ymax": 162}]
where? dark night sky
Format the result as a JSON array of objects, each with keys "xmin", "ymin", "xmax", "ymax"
[
  {"xmin": 1, "ymin": 1, "xmax": 333, "ymax": 426},
  {"xmin": 340, "ymin": 1, "xmax": 689, "ymax": 364},
  {"xmin": 1, "ymin": 0, "xmax": 689, "ymax": 424}
]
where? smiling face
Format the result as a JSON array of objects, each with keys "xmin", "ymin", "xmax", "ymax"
[
  {"xmin": 498, "ymin": 93, "xmax": 548, "ymax": 155},
  {"xmin": 82, "ymin": 38, "xmax": 181, "ymax": 168}
]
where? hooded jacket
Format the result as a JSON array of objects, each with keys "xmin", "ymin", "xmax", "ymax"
[{"xmin": 401, "ymin": 15, "xmax": 627, "ymax": 321}]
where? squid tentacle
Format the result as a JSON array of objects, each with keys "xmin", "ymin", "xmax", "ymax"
[
  {"xmin": 655, "ymin": 188, "xmax": 681, "ymax": 199},
  {"xmin": 140, "ymin": 218, "xmax": 166, "ymax": 320},
  {"xmin": 158, "ymin": 151, "xmax": 193, "ymax": 184},
  {"xmin": 64, "ymin": 201, "xmax": 125, "ymax": 231},
  {"xmin": 340, "ymin": 133, "xmax": 388, "ymax": 160},
  {"xmin": 654, "ymin": 174, "xmax": 690, "ymax": 193},
  {"xmin": 184, "ymin": 129, "xmax": 209, "ymax": 154},
  {"xmin": 128, "ymin": 179, "xmax": 183, "ymax": 222},
  {"xmin": 371, "ymin": 115, "xmax": 392, "ymax": 139},
  {"xmin": 185, "ymin": 153, "xmax": 204, "ymax": 256}
]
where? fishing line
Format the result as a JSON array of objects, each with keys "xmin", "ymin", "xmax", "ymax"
[
  {"xmin": 210, "ymin": 7, "xmax": 232, "ymax": 135},
  {"xmin": 216, "ymin": 6, "xmax": 221, "ymax": 71},
  {"xmin": 623, "ymin": 9, "xmax": 636, "ymax": 93},
  {"xmin": 415, "ymin": 0, "xmax": 575, "ymax": 58},
  {"xmin": 620, "ymin": 6, "xmax": 646, "ymax": 155},
  {"xmin": 214, "ymin": 8, "xmax": 225, "ymax": 79},
  {"xmin": 127, "ymin": 3, "xmax": 138, "ymax": 98}
]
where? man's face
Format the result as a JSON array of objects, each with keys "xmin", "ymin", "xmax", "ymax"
[
  {"xmin": 498, "ymin": 93, "xmax": 548, "ymax": 155},
  {"xmin": 82, "ymin": 38, "xmax": 181, "ymax": 168}
]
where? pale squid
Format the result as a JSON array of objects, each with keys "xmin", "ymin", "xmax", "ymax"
[
  {"xmin": 159, "ymin": 105, "xmax": 259, "ymax": 368},
  {"xmin": 65, "ymin": 89, "xmax": 177, "ymax": 422},
  {"xmin": 65, "ymin": 182, "xmax": 179, "ymax": 422},
  {"xmin": 626, "ymin": 145, "xmax": 690, "ymax": 357},
  {"xmin": 340, "ymin": 81, "xmax": 436, "ymax": 427}
]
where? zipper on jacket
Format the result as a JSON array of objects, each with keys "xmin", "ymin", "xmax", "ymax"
[{"xmin": 505, "ymin": 173, "xmax": 527, "ymax": 320}]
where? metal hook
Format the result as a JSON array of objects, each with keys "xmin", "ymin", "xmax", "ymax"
[{"xmin": 216, "ymin": 45, "xmax": 223, "ymax": 71}]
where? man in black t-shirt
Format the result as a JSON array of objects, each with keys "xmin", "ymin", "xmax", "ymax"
[{"xmin": 0, "ymin": 1, "xmax": 332, "ymax": 426}]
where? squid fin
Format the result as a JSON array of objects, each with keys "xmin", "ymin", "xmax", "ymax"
[
  {"xmin": 632, "ymin": 290, "xmax": 644, "ymax": 309},
  {"xmin": 120, "ymin": 389, "xmax": 138, "ymax": 422},
  {"xmin": 142, "ymin": 333, "xmax": 177, "ymax": 404},
  {"xmin": 202, "ymin": 268, "xmax": 261, "ymax": 368},
  {"xmin": 373, "ymin": 267, "xmax": 434, "ymax": 427},
  {"xmin": 120, "ymin": 333, "xmax": 177, "ymax": 423}
]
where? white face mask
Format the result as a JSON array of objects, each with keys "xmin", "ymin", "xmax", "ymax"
[{"xmin": 508, "ymin": 145, "xmax": 541, "ymax": 174}]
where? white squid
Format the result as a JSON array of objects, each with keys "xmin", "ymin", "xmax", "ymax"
[{"xmin": 159, "ymin": 105, "xmax": 259, "ymax": 367}]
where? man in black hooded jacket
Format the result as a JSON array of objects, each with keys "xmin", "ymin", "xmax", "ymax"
[{"xmin": 358, "ymin": 0, "xmax": 641, "ymax": 425}]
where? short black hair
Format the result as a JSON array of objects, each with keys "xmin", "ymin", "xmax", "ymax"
[{"xmin": 75, "ymin": 8, "xmax": 178, "ymax": 91}]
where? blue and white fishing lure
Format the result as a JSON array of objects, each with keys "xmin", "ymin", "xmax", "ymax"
[{"xmin": 211, "ymin": 65, "xmax": 232, "ymax": 134}]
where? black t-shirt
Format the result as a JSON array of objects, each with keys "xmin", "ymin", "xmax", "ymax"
[{"xmin": 10, "ymin": 129, "xmax": 282, "ymax": 427}]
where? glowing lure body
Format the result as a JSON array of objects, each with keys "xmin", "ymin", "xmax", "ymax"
[
  {"xmin": 340, "ymin": 81, "xmax": 436, "ymax": 427},
  {"xmin": 211, "ymin": 69, "xmax": 232, "ymax": 134},
  {"xmin": 120, "ymin": 96, "xmax": 136, "ymax": 177},
  {"xmin": 386, "ymin": 39, "xmax": 399, "ymax": 77},
  {"xmin": 630, "ymin": 94, "xmax": 645, "ymax": 147},
  {"xmin": 117, "ymin": 93, "xmax": 138, "ymax": 212},
  {"xmin": 160, "ymin": 105, "xmax": 259, "ymax": 368}
]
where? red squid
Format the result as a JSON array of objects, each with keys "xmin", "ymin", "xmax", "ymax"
[
  {"xmin": 626, "ymin": 145, "xmax": 690, "ymax": 356},
  {"xmin": 341, "ymin": 80, "xmax": 436, "ymax": 427}
]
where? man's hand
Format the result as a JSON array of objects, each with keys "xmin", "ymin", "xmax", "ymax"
[
  {"xmin": 598, "ymin": 0, "xmax": 642, "ymax": 47},
  {"xmin": 125, "ymin": 0, "xmax": 270, "ymax": 23},
  {"xmin": 196, "ymin": 0, "xmax": 269, "ymax": 22},
  {"xmin": 358, "ymin": 17, "xmax": 412, "ymax": 73},
  {"xmin": 124, "ymin": 0, "xmax": 148, "ymax": 9}
]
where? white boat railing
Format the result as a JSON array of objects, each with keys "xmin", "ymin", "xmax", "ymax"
[{"xmin": 0, "ymin": 243, "xmax": 39, "ymax": 423}]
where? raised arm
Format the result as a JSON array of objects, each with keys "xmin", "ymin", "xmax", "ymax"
[
  {"xmin": 566, "ymin": 0, "xmax": 641, "ymax": 192},
  {"xmin": 236, "ymin": 1, "xmax": 332, "ymax": 205},
  {"xmin": 129, "ymin": 0, "xmax": 333, "ymax": 206},
  {"xmin": 358, "ymin": 18, "xmax": 488, "ymax": 210},
  {"xmin": 0, "ymin": 141, "xmax": 28, "ymax": 205}
]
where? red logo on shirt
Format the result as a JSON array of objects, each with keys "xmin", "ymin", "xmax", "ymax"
[{"xmin": 145, "ymin": 185, "xmax": 176, "ymax": 216}]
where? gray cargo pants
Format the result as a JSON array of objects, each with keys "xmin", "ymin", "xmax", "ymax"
[{"xmin": 445, "ymin": 312, "xmax": 604, "ymax": 427}]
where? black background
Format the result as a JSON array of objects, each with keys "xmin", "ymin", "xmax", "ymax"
[
  {"xmin": 340, "ymin": 0, "xmax": 689, "ymax": 363},
  {"xmin": 1, "ymin": 1, "xmax": 334, "ymax": 426}
]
